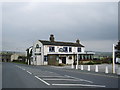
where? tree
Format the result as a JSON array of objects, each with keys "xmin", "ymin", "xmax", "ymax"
[{"xmin": 115, "ymin": 40, "xmax": 120, "ymax": 58}]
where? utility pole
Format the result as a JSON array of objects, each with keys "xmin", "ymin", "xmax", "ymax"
[
  {"xmin": 112, "ymin": 44, "xmax": 115, "ymax": 74},
  {"xmin": 76, "ymin": 53, "xmax": 78, "ymax": 69}
]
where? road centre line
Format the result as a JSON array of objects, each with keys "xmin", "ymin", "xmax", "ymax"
[
  {"xmin": 22, "ymin": 68, "xmax": 25, "ymax": 70},
  {"xmin": 52, "ymin": 84, "xmax": 106, "ymax": 87},
  {"xmin": 35, "ymin": 76, "xmax": 50, "ymax": 86},
  {"xmin": 27, "ymin": 71, "xmax": 32, "ymax": 74},
  {"xmin": 65, "ymin": 75, "xmax": 93, "ymax": 83}
]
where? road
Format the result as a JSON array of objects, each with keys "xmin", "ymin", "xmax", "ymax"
[
  {"xmin": 0, "ymin": 62, "xmax": 2, "ymax": 90},
  {"xmin": 2, "ymin": 62, "xmax": 120, "ymax": 88}
]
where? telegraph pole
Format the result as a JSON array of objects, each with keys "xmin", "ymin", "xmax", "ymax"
[{"xmin": 76, "ymin": 53, "xmax": 78, "ymax": 69}]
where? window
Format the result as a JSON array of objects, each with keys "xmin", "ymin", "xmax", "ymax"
[
  {"xmin": 44, "ymin": 56, "xmax": 47, "ymax": 61},
  {"xmin": 63, "ymin": 47, "xmax": 68, "ymax": 52},
  {"xmin": 36, "ymin": 44, "xmax": 39, "ymax": 48},
  {"xmin": 35, "ymin": 53, "xmax": 41, "ymax": 55},
  {"xmin": 78, "ymin": 47, "xmax": 81, "ymax": 52},
  {"xmin": 69, "ymin": 47, "xmax": 72, "ymax": 52},
  {"xmin": 49, "ymin": 47, "xmax": 55, "ymax": 52},
  {"xmin": 39, "ymin": 47, "xmax": 41, "ymax": 52},
  {"xmin": 35, "ymin": 47, "xmax": 41, "ymax": 52}
]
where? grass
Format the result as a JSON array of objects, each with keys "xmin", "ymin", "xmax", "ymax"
[{"xmin": 12, "ymin": 61, "xmax": 27, "ymax": 64}]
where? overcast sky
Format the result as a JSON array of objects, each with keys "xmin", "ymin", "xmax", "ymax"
[{"xmin": 1, "ymin": 2, "xmax": 118, "ymax": 52}]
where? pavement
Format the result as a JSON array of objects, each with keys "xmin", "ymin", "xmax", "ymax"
[
  {"xmin": 52, "ymin": 64, "xmax": 120, "ymax": 75},
  {"xmin": 2, "ymin": 62, "xmax": 120, "ymax": 88}
]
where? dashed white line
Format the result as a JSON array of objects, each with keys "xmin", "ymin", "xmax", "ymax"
[
  {"xmin": 27, "ymin": 71, "xmax": 32, "ymax": 74},
  {"xmin": 22, "ymin": 68, "xmax": 25, "ymax": 70},
  {"xmin": 52, "ymin": 84, "xmax": 106, "ymax": 87},
  {"xmin": 34, "ymin": 76, "xmax": 50, "ymax": 86}
]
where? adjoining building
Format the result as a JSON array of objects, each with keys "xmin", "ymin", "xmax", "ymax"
[
  {"xmin": 26, "ymin": 34, "xmax": 95, "ymax": 65},
  {"xmin": 11, "ymin": 53, "xmax": 26, "ymax": 62},
  {"xmin": 0, "ymin": 52, "xmax": 12, "ymax": 62}
]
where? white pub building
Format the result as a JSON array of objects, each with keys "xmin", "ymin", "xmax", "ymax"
[{"xmin": 26, "ymin": 34, "xmax": 94, "ymax": 65}]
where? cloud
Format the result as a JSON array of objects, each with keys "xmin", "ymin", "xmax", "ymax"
[
  {"xmin": 2, "ymin": 2, "xmax": 118, "ymax": 52},
  {"xmin": 0, "ymin": 3, "xmax": 2, "ymax": 51}
]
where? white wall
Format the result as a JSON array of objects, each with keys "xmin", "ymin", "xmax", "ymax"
[
  {"xmin": 32, "ymin": 41, "xmax": 85, "ymax": 65},
  {"xmin": 11, "ymin": 54, "xmax": 19, "ymax": 61},
  {"xmin": 33, "ymin": 41, "xmax": 43, "ymax": 65}
]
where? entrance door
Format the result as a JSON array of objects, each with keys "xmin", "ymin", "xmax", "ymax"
[
  {"xmin": 48, "ymin": 55, "xmax": 57, "ymax": 65},
  {"xmin": 62, "ymin": 57, "xmax": 66, "ymax": 64}
]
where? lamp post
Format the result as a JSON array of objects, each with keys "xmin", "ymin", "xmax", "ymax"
[{"xmin": 112, "ymin": 44, "xmax": 115, "ymax": 74}]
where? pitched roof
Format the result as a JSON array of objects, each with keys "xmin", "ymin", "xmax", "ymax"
[{"xmin": 39, "ymin": 40, "xmax": 84, "ymax": 47}]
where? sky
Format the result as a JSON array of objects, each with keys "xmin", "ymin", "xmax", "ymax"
[{"xmin": 1, "ymin": 2, "xmax": 118, "ymax": 52}]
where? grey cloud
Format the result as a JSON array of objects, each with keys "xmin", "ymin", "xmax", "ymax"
[{"xmin": 2, "ymin": 2, "xmax": 118, "ymax": 52}]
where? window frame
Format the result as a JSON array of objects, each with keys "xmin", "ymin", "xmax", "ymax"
[
  {"xmin": 77, "ymin": 47, "xmax": 81, "ymax": 52},
  {"xmin": 63, "ymin": 47, "xmax": 68, "ymax": 52},
  {"xmin": 49, "ymin": 46, "xmax": 55, "ymax": 52},
  {"xmin": 69, "ymin": 47, "xmax": 72, "ymax": 52}
]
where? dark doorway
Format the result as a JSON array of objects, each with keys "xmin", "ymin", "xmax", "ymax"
[
  {"xmin": 62, "ymin": 57, "xmax": 66, "ymax": 64},
  {"xmin": 48, "ymin": 55, "xmax": 57, "ymax": 65}
]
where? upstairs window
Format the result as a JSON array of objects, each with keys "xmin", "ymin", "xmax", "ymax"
[
  {"xmin": 69, "ymin": 47, "xmax": 72, "ymax": 52},
  {"xmin": 36, "ymin": 44, "xmax": 39, "ymax": 48},
  {"xmin": 49, "ymin": 47, "xmax": 55, "ymax": 52},
  {"xmin": 63, "ymin": 47, "xmax": 68, "ymax": 52},
  {"xmin": 78, "ymin": 47, "xmax": 81, "ymax": 52}
]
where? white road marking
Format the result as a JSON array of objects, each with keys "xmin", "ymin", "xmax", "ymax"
[
  {"xmin": 22, "ymin": 68, "xmax": 25, "ymax": 70},
  {"xmin": 50, "ymin": 66, "xmax": 64, "ymax": 68},
  {"xmin": 52, "ymin": 84, "xmax": 106, "ymax": 87},
  {"xmin": 34, "ymin": 76, "xmax": 50, "ymax": 86},
  {"xmin": 27, "ymin": 71, "xmax": 32, "ymax": 74},
  {"xmin": 65, "ymin": 75, "xmax": 93, "ymax": 83},
  {"xmin": 43, "ymin": 78, "xmax": 87, "ymax": 81},
  {"xmin": 39, "ymin": 76, "xmax": 65, "ymax": 78}
]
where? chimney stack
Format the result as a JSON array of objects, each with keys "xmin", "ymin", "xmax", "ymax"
[
  {"xmin": 76, "ymin": 39, "xmax": 80, "ymax": 44},
  {"xmin": 50, "ymin": 34, "xmax": 55, "ymax": 42}
]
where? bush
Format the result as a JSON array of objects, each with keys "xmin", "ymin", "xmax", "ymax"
[
  {"xmin": 84, "ymin": 61, "xmax": 95, "ymax": 65},
  {"xmin": 83, "ymin": 61, "xmax": 102, "ymax": 65},
  {"xmin": 58, "ymin": 63, "xmax": 65, "ymax": 66},
  {"xmin": 12, "ymin": 60, "xmax": 27, "ymax": 64}
]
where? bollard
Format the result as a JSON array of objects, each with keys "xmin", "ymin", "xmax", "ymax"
[
  {"xmin": 71, "ymin": 64, "xmax": 74, "ymax": 69},
  {"xmin": 88, "ymin": 65, "xmax": 90, "ymax": 71},
  {"xmin": 105, "ymin": 66, "xmax": 108, "ymax": 74},
  {"xmin": 81, "ymin": 65, "xmax": 83, "ymax": 70},
  {"xmin": 95, "ymin": 65, "xmax": 98, "ymax": 72},
  {"xmin": 76, "ymin": 65, "xmax": 78, "ymax": 69}
]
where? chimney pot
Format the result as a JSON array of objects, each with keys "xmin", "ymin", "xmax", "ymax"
[
  {"xmin": 76, "ymin": 39, "xmax": 80, "ymax": 44},
  {"xmin": 50, "ymin": 34, "xmax": 55, "ymax": 42}
]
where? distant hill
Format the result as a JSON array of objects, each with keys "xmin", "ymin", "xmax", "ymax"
[
  {"xmin": 0, "ymin": 51, "xmax": 26, "ymax": 55},
  {"xmin": 94, "ymin": 51, "xmax": 112, "ymax": 57},
  {"xmin": 86, "ymin": 51, "xmax": 112, "ymax": 57}
]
